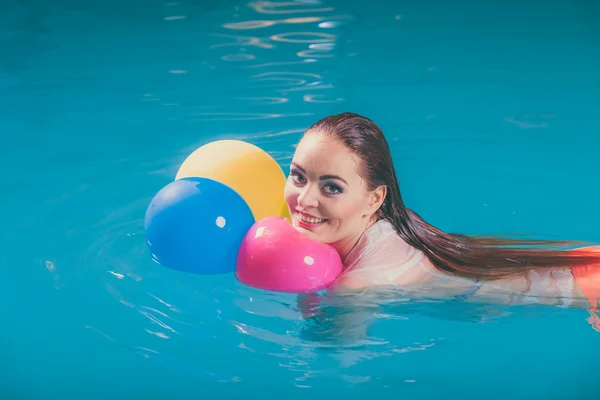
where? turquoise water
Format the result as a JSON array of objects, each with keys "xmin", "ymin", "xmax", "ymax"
[{"xmin": 1, "ymin": 0, "xmax": 599, "ymax": 398}]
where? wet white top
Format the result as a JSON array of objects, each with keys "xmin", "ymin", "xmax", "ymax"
[{"xmin": 336, "ymin": 219, "xmax": 578, "ymax": 307}]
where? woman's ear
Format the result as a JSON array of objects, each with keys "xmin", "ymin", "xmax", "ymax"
[{"xmin": 366, "ymin": 185, "xmax": 387, "ymax": 215}]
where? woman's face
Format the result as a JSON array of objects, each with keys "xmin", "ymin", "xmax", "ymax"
[{"xmin": 283, "ymin": 132, "xmax": 386, "ymax": 259}]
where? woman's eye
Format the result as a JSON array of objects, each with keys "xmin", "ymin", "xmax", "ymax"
[
  {"xmin": 290, "ymin": 171, "xmax": 305, "ymax": 184},
  {"xmin": 323, "ymin": 184, "xmax": 342, "ymax": 195}
]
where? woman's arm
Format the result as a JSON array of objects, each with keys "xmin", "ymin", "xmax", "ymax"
[{"xmin": 465, "ymin": 269, "xmax": 589, "ymax": 307}]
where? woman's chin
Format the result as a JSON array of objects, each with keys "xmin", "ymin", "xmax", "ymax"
[{"xmin": 292, "ymin": 224, "xmax": 324, "ymax": 241}]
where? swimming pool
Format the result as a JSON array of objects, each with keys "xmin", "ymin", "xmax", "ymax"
[{"xmin": 1, "ymin": 0, "xmax": 599, "ymax": 397}]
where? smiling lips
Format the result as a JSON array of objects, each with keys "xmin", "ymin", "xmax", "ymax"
[{"xmin": 297, "ymin": 211, "xmax": 327, "ymax": 225}]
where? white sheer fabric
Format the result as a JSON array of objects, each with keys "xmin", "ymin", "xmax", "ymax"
[{"xmin": 336, "ymin": 219, "xmax": 578, "ymax": 307}]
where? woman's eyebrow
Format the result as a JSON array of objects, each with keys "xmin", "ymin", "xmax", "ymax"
[
  {"xmin": 291, "ymin": 162, "xmax": 348, "ymax": 185},
  {"xmin": 290, "ymin": 162, "xmax": 305, "ymax": 172},
  {"xmin": 320, "ymin": 174, "xmax": 348, "ymax": 185}
]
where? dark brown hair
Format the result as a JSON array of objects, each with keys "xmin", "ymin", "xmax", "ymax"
[{"xmin": 305, "ymin": 112, "xmax": 600, "ymax": 280}]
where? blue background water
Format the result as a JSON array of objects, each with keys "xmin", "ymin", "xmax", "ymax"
[{"xmin": 1, "ymin": 0, "xmax": 599, "ymax": 398}]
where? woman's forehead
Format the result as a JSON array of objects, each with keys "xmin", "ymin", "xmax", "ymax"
[{"xmin": 293, "ymin": 134, "xmax": 361, "ymax": 177}]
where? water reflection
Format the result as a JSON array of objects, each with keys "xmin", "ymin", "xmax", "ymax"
[
  {"xmin": 248, "ymin": 1, "xmax": 334, "ymax": 15},
  {"xmin": 222, "ymin": 53, "xmax": 256, "ymax": 61},
  {"xmin": 234, "ymin": 295, "xmax": 451, "ymax": 388},
  {"xmin": 270, "ymin": 31, "xmax": 335, "ymax": 43},
  {"xmin": 251, "ymin": 71, "xmax": 324, "ymax": 87},
  {"xmin": 505, "ymin": 114, "xmax": 553, "ymax": 129},
  {"xmin": 244, "ymin": 59, "xmax": 316, "ymax": 68},
  {"xmin": 297, "ymin": 48, "xmax": 334, "ymax": 58},
  {"xmin": 191, "ymin": 112, "xmax": 312, "ymax": 121},
  {"xmin": 149, "ymin": 0, "xmax": 349, "ymax": 133},
  {"xmin": 210, "ymin": 33, "xmax": 275, "ymax": 49},
  {"xmin": 203, "ymin": 0, "xmax": 346, "ymax": 137},
  {"xmin": 303, "ymin": 93, "xmax": 344, "ymax": 103},
  {"xmin": 235, "ymin": 96, "xmax": 289, "ymax": 104},
  {"xmin": 223, "ymin": 16, "xmax": 324, "ymax": 30}
]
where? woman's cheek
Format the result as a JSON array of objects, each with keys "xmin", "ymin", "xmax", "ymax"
[{"xmin": 283, "ymin": 182, "xmax": 297, "ymax": 207}]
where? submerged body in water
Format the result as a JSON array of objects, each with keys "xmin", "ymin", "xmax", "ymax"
[
  {"xmin": 335, "ymin": 219, "xmax": 598, "ymax": 313},
  {"xmin": 284, "ymin": 112, "xmax": 600, "ymax": 332}
]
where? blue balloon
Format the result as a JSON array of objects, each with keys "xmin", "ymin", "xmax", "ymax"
[{"xmin": 144, "ymin": 177, "xmax": 255, "ymax": 274}]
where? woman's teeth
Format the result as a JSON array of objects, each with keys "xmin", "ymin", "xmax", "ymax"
[{"xmin": 299, "ymin": 214, "xmax": 326, "ymax": 224}]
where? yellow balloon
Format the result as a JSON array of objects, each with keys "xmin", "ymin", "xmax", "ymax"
[{"xmin": 175, "ymin": 140, "xmax": 290, "ymax": 221}]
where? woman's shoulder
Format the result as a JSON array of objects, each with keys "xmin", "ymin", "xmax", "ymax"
[
  {"xmin": 340, "ymin": 219, "xmax": 424, "ymax": 284},
  {"xmin": 344, "ymin": 219, "xmax": 410, "ymax": 260}
]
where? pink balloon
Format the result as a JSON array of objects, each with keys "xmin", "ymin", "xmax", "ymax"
[{"xmin": 235, "ymin": 216, "xmax": 343, "ymax": 293}]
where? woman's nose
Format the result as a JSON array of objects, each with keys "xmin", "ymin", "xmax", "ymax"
[{"xmin": 297, "ymin": 185, "xmax": 319, "ymax": 208}]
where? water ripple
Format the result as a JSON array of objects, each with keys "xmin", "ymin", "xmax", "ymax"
[
  {"xmin": 191, "ymin": 112, "xmax": 312, "ymax": 121},
  {"xmin": 248, "ymin": 1, "xmax": 334, "ymax": 15}
]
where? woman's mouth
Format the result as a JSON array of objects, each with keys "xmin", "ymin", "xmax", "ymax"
[{"xmin": 297, "ymin": 212, "xmax": 327, "ymax": 225}]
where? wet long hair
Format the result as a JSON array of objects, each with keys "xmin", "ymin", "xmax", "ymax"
[{"xmin": 305, "ymin": 112, "xmax": 600, "ymax": 280}]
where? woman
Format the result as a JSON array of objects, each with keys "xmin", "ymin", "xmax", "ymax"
[{"xmin": 284, "ymin": 112, "xmax": 600, "ymax": 330}]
